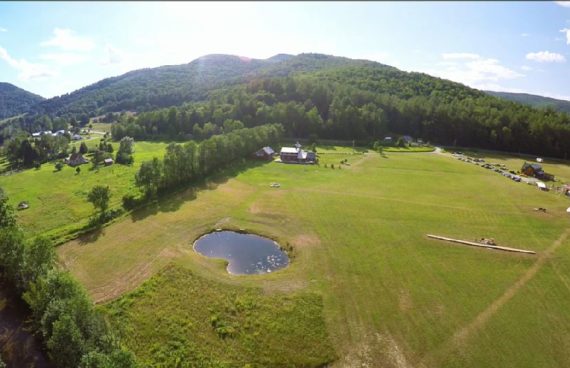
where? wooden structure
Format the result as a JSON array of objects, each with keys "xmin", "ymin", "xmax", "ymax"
[
  {"xmin": 253, "ymin": 146, "xmax": 275, "ymax": 160},
  {"xmin": 279, "ymin": 142, "xmax": 316, "ymax": 164},
  {"xmin": 427, "ymin": 234, "xmax": 536, "ymax": 255},
  {"xmin": 66, "ymin": 152, "xmax": 89, "ymax": 167}
]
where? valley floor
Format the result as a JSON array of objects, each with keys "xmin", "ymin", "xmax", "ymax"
[{"xmin": 55, "ymin": 148, "xmax": 570, "ymax": 367}]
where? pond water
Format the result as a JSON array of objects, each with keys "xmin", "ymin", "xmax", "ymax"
[{"xmin": 194, "ymin": 231, "xmax": 289, "ymax": 275}]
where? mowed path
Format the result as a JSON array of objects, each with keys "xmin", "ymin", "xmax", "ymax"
[{"xmin": 420, "ymin": 228, "xmax": 570, "ymax": 366}]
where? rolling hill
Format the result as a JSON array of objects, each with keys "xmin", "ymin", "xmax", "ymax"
[
  {"xmin": 0, "ymin": 83, "xmax": 44, "ymax": 119},
  {"xmin": 486, "ymin": 91, "xmax": 570, "ymax": 114}
]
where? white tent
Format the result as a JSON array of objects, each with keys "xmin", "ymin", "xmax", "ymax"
[
  {"xmin": 536, "ymin": 157, "xmax": 543, "ymax": 163},
  {"xmin": 566, "ymin": 207, "xmax": 570, "ymax": 213},
  {"xmin": 536, "ymin": 181, "xmax": 547, "ymax": 190}
]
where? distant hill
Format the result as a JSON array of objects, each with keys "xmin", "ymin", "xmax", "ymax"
[
  {"xmin": 0, "ymin": 83, "xmax": 44, "ymax": 119},
  {"xmin": 29, "ymin": 52, "xmax": 476, "ymax": 118},
  {"xmin": 486, "ymin": 91, "xmax": 570, "ymax": 114}
]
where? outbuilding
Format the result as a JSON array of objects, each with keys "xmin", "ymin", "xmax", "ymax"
[
  {"xmin": 254, "ymin": 146, "xmax": 275, "ymax": 160},
  {"xmin": 104, "ymin": 158, "xmax": 114, "ymax": 166},
  {"xmin": 66, "ymin": 152, "xmax": 89, "ymax": 167}
]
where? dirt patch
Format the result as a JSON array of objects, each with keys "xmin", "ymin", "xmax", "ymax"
[
  {"xmin": 398, "ymin": 290, "xmax": 413, "ymax": 312},
  {"xmin": 292, "ymin": 233, "xmax": 321, "ymax": 248},
  {"xmin": 337, "ymin": 332, "xmax": 419, "ymax": 368}
]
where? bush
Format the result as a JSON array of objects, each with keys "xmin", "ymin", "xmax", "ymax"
[
  {"xmin": 122, "ymin": 194, "xmax": 145, "ymax": 210},
  {"xmin": 55, "ymin": 162, "xmax": 64, "ymax": 171}
]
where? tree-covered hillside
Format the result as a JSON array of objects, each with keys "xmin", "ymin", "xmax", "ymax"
[
  {"xmin": 486, "ymin": 91, "xmax": 570, "ymax": 114},
  {"xmin": 0, "ymin": 83, "xmax": 44, "ymax": 119},
  {"xmin": 5, "ymin": 53, "xmax": 570, "ymax": 159},
  {"xmin": 111, "ymin": 58, "xmax": 570, "ymax": 159}
]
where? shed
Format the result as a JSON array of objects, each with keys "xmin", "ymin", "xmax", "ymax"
[
  {"xmin": 402, "ymin": 135, "xmax": 414, "ymax": 143},
  {"xmin": 17, "ymin": 201, "xmax": 29, "ymax": 210},
  {"xmin": 254, "ymin": 146, "xmax": 275, "ymax": 160},
  {"xmin": 66, "ymin": 152, "xmax": 89, "ymax": 167},
  {"xmin": 521, "ymin": 162, "xmax": 545, "ymax": 178},
  {"xmin": 104, "ymin": 158, "xmax": 114, "ymax": 166}
]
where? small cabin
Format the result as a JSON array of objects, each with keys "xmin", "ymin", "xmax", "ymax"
[
  {"xmin": 66, "ymin": 152, "xmax": 89, "ymax": 167},
  {"xmin": 521, "ymin": 162, "xmax": 544, "ymax": 178},
  {"xmin": 253, "ymin": 146, "xmax": 275, "ymax": 160}
]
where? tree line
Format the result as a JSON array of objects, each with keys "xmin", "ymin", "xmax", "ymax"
[
  {"xmin": 132, "ymin": 124, "xmax": 283, "ymax": 199},
  {"xmin": 0, "ymin": 188, "xmax": 136, "ymax": 367},
  {"xmin": 110, "ymin": 70, "xmax": 570, "ymax": 159}
]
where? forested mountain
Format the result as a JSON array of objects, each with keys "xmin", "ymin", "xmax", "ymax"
[
  {"xmin": 111, "ymin": 54, "xmax": 570, "ymax": 159},
  {"xmin": 5, "ymin": 52, "xmax": 570, "ymax": 159},
  {"xmin": 0, "ymin": 83, "xmax": 44, "ymax": 119},
  {"xmin": 486, "ymin": 91, "xmax": 570, "ymax": 114},
  {"xmin": 29, "ymin": 54, "xmax": 271, "ymax": 118}
]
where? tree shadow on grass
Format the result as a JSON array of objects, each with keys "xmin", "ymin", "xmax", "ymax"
[
  {"xmin": 77, "ymin": 227, "xmax": 104, "ymax": 245},
  {"xmin": 129, "ymin": 159, "xmax": 270, "ymax": 223}
]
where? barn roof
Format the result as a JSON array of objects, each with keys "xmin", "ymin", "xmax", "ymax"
[{"xmin": 280, "ymin": 147, "xmax": 298, "ymax": 154}]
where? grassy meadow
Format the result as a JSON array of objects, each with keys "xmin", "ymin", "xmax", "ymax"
[
  {"xmin": 53, "ymin": 147, "xmax": 570, "ymax": 367},
  {"xmin": 0, "ymin": 139, "xmax": 168, "ymax": 240}
]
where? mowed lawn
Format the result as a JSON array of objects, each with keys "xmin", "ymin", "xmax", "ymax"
[
  {"xmin": 58, "ymin": 148, "xmax": 570, "ymax": 367},
  {"xmin": 0, "ymin": 140, "xmax": 168, "ymax": 240}
]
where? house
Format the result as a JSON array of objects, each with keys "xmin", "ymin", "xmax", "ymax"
[
  {"xmin": 31, "ymin": 132, "xmax": 41, "ymax": 138},
  {"xmin": 401, "ymin": 135, "xmax": 414, "ymax": 144},
  {"xmin": 104, "ymin": 158, "xmax": 114, "ymax": 166},
  {"xmin": 383, "ymin": 136, "xmax": 393, "ymax": 144},
  {"xmin": 66, "ymin": 152, "xmax": 89, "ymax": 167},
  {"xmin": 253, "ymin": 146, "xmax": 275, "ymax": 160},
  {"xmin": 52, "ymin": 130, "xmax": 67, "ymax": 137},
  {"xmin": 521, "ymin": 162, "xmax": 545, "ymax": 178},
  {"xmin": 72, "ymin": 134, "xmax": 83, "ymax": 141},
  {"xmin": 279, "ymin": 142, "xmax": 316, "ymax": 164},
  {"xmin": 280, "ymin": 147, "xmax": 300, "ymax": 163}
]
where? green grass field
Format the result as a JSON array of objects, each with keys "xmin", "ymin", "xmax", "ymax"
[
  {"xmin": 53, "ymin": 147, "xmax": 570, "ymax": 367},
  {"xmin": 0, "ymin": 141, "xmax": 168, "ymax": 240}
]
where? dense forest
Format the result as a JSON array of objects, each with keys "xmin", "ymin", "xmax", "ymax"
[
  {"xmin": 0, "ymin": 83, "xmax": 44, "ymax": 119},
  {"xmin": 486, "ymin": 91, "xmax": 570, "ymax": 114},
  {"xmin": 111, "ymin": 61, "xmax": 570, "ymax": 159},
  {"xmin": 3, "ymin": 53, "xmax": 570, "ymax": 158}
]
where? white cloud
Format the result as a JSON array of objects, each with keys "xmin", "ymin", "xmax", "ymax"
[
  {"xmin": 441, "ymin": 52, "xmax": 480, "ymax": 60},
  {"xmin": 101, "ymin": 44, "xmax": 124, "ymax": 65},
  {"xmin": 526, "ymin": 51, "xmax": 566, "ymax": 62},
  {"xmin": 420, "ymin": 53, "xmax": 523, "ymax": 90},
  {"xmin": 40, "ymin": 53, "xmax": 86, "ymax": 66},
  {"xmin": 41, "ymin": 28, "xmax": 95, "ymax": 51},
  {"xmin": 0, "ymin": 27, "xmax": 7, "ymax": 32},
  {"xmin": 555, "ymin": 1, "xmax": 570, "ymax": 7},
  {"xmin": 0, "ymin": 46, "xmax": 55, "ymax": 80},
  {"xmin": 560, "ymin": 28, "xmax": 570, "ymax": 44},
  {"xmin": 521, "ymin": 33, "xmax": 530, "ymax": 37}
]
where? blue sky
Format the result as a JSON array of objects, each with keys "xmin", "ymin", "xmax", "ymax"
[{"xmin": 0, "ymin": 1, "xmax": 569, "ymax": 99}]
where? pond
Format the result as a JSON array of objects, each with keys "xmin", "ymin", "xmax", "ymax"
[{"xmin": 194, "ymin": 231, "xmax": 289, "ymax": 275}]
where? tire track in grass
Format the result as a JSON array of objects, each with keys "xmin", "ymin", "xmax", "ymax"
[{"xmin": 421, "ymin": 228, "xmax": 569, "ymax": 366}]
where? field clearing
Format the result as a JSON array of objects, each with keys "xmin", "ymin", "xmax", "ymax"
[
  {"xmin": 58, "ymin": 147, "xmax": 570, "ymax": 367},
  {"xmin": 0, "ymin": 141, "xmax": 168, "ymax": 239}
]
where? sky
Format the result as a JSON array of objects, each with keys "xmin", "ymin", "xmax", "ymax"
[{"xmin": 0, "ymin": 1, "xmax": 569, "ymax": 100}]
